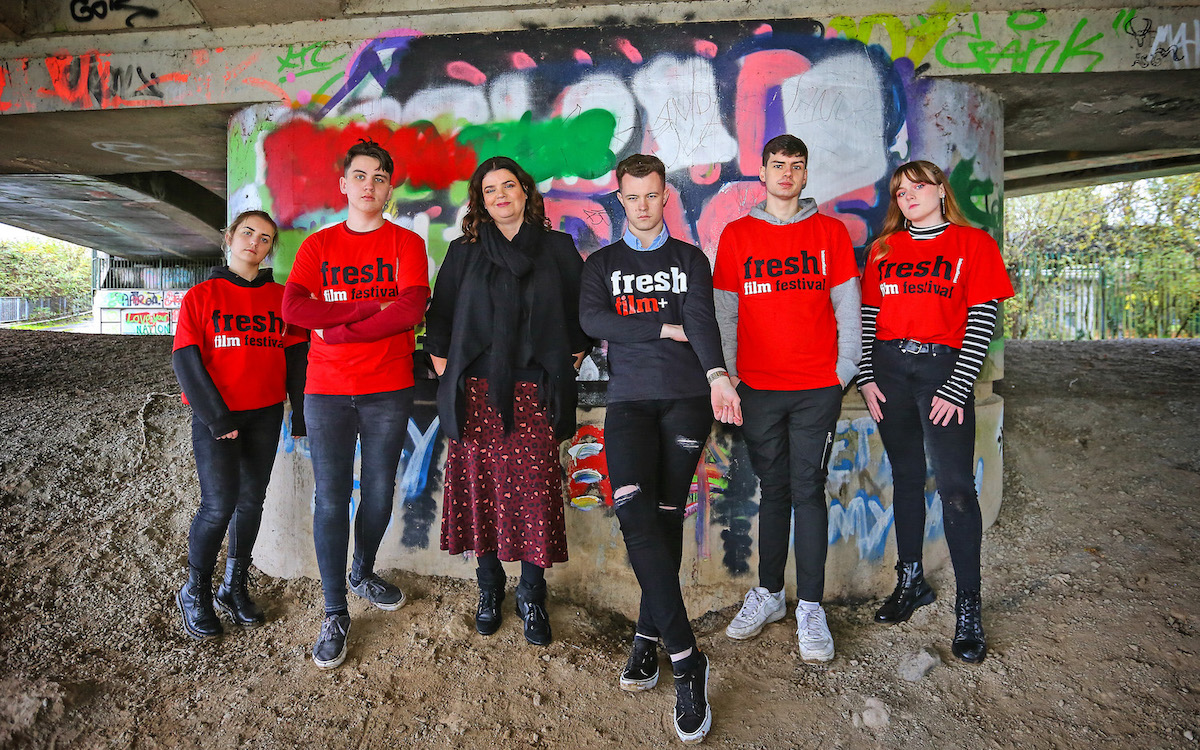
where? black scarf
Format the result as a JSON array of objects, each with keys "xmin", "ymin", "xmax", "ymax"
[{"xmin": 478, "ymin": 221, "xmax": 540, "ymax": 432}]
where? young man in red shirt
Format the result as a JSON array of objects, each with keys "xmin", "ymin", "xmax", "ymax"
[
  {"xmin": 282, "ymin": 140, "xmax": 431, "ymax": 669},
  {"xmin": 712, "ymin": 134, "xmax": 861, "ymax": 663}
]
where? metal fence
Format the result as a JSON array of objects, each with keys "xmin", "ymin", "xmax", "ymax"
[
  {"xmin": 93, "ymin": 255, "xmax": 221, "ymax": 291},
  {"xmin": 1013, "ymin": 254, "xmax": 1200, "ymax": 340},
  {"xmin": 0, "ymin": 296, "xmax": 90, "ymax": 323}
]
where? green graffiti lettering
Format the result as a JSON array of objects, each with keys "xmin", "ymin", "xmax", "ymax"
[
  {"xmin": 935, "ymin": 12, "xmax": 1106, "ymax": 73},
  {"xmin": 1006, "ymin": 11, "xmax": 1047, "ymax": 32},
  {"xmin": 949, "ymin": 159, "xmax": 1000, "ymax": 230},
  {"xmin": 829, "ymin": 12, "xmax": 954, "ymax": 65},
  {"xmin": 458, "ymin": 109, "xmax": 616, "ymax": 182},
  {"xmin": 1053, "ymin": 18, "xmax": 1106, "ymax": 72}
]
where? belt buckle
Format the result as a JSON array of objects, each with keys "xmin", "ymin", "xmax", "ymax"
[{"xmin": 899, "ymin": 339, "xmax": 923, "ymax": 354}]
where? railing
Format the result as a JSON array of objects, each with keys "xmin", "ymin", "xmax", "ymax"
[
  {"xmin": 0, "ymin": 296, "xmax": 90, "ymax": 323},
  {"xmin": 1011, "ymin": 253, "xmax": 1199, "ymax": 340}
]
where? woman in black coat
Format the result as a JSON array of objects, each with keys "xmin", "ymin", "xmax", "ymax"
[{"xmin": 425, "ymin": 156, "xmax": 589, "ymax": 646}]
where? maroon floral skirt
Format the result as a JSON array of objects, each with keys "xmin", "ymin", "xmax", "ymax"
[{"xmin": 440, "ymin": 377, "xmax": 568, "ymax": 567}]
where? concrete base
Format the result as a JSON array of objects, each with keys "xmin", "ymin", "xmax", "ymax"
[{"xmin": 255, "ymin": 384, "xmax": 1004, "ymax": 619}]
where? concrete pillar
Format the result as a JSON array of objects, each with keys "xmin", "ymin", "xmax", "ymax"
[{"xmin": 240, "ymin": 22, "xmax": 1005, "ymax": 612}]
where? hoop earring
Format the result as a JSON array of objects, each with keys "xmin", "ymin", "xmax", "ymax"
[{"xmin": 905, "ymin": 218, "xmax": 911, "ymax": 229}]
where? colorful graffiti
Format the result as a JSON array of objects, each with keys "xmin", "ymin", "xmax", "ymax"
[
  {"xmin": 120, "ymin": 308, "xmax": 174, "ymax": 334},
  {"xmin": 3, "ymin": 8, "xmax": 1198, "ymax": 120},
  {"xmin": 96, "ymin": 289, "xmax": 184, "ymax": 308},
  {"xmin": 232, "ymin": 19, "xmax": 1008, "ymax": 280},
  {"xmin": 566, "ymin": 424, "xmax": 611, "ymax": 510}
]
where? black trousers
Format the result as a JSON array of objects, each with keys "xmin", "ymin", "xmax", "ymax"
[
  {"xmin": 306, "ymin": 389, "xmax": 413, "ymax": 614},
  {"xmin": 187, "ymin": 403, "xmax": 285, "ymax": 570},
  {"xmin": 605, "ymin": 396, "xmax": 712, "ymax": 656},
  {"xmin": 738, "ymin": 383, "xmax": 842, "ymax": 602},
  {"xmin": 872, "ymin": 341, "xmax": 982, "ymax": 591}
]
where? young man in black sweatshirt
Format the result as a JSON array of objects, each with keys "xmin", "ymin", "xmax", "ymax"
[{"xmin": 580, "ymin": 154, "xmax": 741, "ymax": 745}]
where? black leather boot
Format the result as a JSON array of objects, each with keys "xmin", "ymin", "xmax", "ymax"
[
  {"xmin": 515, "ymin": 582, "xmax": 551, "ymax": 646},
  {"xmin": 176, "ymin": 566, "xmax": 223, "ymax": 640},
  {"xmin": 875, "ymin": 561, "xmax": 936, "ymax": 623},
  {"xmin": 215, "ymin": 557, "xmax": 265, "ymax": 627},
  {"xmin": 475, "ymin": 568, "xmax": 505, "ymax": 636},
  {"xmin": 952, "ymin": 589, "xmax": 987, "ymax": 663}
]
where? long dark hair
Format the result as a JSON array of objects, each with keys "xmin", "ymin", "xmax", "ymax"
[
  {"xmin": 870, "ymin": 160, "xmax": 970, "ymax": 263},
  {"xmin": 460, "ymin": 156, "xmax": 550, "ymax": 243}
]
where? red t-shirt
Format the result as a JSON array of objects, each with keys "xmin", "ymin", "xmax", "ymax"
[
  {"xmin": 713, "ymin": 212, "xmax": 858, "ymax": 390},
  {"xmin": 173, "ymin": 277, "xmax": 306, "ymax": 411},
  {"xmin": 862, "ymin": 224, "xmax": 1014, "ymax": 346},
  {"xmin": 289, "ymin": 221, "xmax": 429, "ymax": 395}
]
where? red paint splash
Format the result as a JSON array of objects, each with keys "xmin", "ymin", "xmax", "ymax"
[
  {"xmin": 446, "ymin": 61, "xmax": 486, "ymax": 85},
  {"xmin": 615, "ymin": 38, "xmax": 643, "ymax": 63},
  {"xmin": 511, "ymin": 52, "xmax": 537, "ymax": 70},
  {"xmin": 735, "ymin": 50, "xmax": 810, "ymax": 177},
  {"xmin": 263, "ymin": 119, "xmax": 477, "ymax": 227},
  {"xmin": 573, "ymin": 49, "xmax": 593, "ymax": 65},
  {"xmin": 693, "ymin": 40, "xmax": 718, "ymax": 58}
]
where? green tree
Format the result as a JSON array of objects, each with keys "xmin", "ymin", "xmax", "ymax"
[
  {"xmin": 0, "ymin": 239, "xmax": 92, "ymax": 302},
  {"xmin": 1005, "ymin": 174, "xmax": 1200, "ymax": 339}
]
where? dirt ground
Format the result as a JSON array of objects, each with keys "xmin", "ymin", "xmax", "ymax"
[{"xmin": 0, "ymin": 330, "xmax": 1197, "ymax": 749}]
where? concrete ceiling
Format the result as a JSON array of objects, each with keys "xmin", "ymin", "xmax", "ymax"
[{"xmin": 0, "ymin": 2, "xmax": 1196, "ymax": 257}]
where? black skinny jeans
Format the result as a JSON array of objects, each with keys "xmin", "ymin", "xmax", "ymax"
[
  {"xmin": 306, "ymin": 388, "xmax": 413, "ymax": 614},
  {"xmin": 187, "ymin": 403, "xmax": 285, "ymax": 571},
  {"xmin": 605, "ymin": 396, "xmax": 712, "ymax": 656},
  {"xmin": 872, "ymin": 341, "xmax": 982, "ymax": 592},
  {"xmin": 738, "ymin": 383, "xmax": 842, "ymax": 602}
]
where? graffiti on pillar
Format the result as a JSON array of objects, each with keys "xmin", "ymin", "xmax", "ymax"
[
  {"xmin": 235, "ymin": 18, "xmax": 1008, "ymax": 308},
  {"xmin": 566, "ymin": 424, "xmax": 611, "ymax": 510}
]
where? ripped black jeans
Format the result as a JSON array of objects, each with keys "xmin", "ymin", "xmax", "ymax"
[{"xmin": 605, "ymin": 396, "xmax": 712, "ymax": 656}]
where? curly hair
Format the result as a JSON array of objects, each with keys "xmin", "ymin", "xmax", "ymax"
[
  {"xmin": 870, "ymin": 160, "xmax": 971, "ymax": 263},
  {"xmin": 460, "ymin": 156, "xmax": 550, "ymax": 243},
  {"xmin": 343, "ymin": 138, "xmax": 394, "ymax": 177}
]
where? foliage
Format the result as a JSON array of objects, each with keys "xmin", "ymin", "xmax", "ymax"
[
  {"xmin": 1004, "ymin": 174, "xmax": 1200, "ymax": 339},
  {"xmin": 0, "ymin": 239, "xmax": 92, "ymax": 301}
]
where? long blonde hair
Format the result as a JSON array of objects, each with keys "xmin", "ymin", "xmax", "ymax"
[{"xmin": 870, "ymin": 161, "xmax": 970, "ymax": 263}]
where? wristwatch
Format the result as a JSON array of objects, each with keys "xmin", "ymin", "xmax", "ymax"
[{"xmin": 707, "ymin": 368, "xmax": 729, "ymax": 385}]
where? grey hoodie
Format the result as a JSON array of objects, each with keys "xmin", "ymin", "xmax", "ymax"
[{"xmin": 713, "ymin": 199, "xmax": 862, "ymax": 388}]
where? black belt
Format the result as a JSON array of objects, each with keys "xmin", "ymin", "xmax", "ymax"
[{"xmin": 881, "ymin": 338, "xmax": 957, "ymax": 355}]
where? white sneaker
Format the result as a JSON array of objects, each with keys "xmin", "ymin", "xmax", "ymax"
[
  {"xmin": 725, "ymin": 587, "xmax": 786, "ymax": 640},
  {"xmin": 796, "ymin": 604, "xmax": 835, "ymax": 663}
]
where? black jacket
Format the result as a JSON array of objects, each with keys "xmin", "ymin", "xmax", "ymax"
[{"xmin": 424, "ymin": 228, "xmax": 590, "ymax": 441}]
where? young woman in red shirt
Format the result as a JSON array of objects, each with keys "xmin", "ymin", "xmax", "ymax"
[
  {"xmin": 857, "ymin": 161, "xmax": 1014, "ymax": 663},
  {"xmin": 173, "ymin": 209, "xmax": 308, "ymax": 639}
]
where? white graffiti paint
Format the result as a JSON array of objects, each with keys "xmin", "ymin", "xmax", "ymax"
[
  {"xmin": 781, "ymin": 50, "xmax": 890, "ymax": 207},
  {"xmin": 630, "ymin": 55, "xmax": 737, "ymax": 172},
  {"xmin": 1150, "ymin": 20, "xmax": 1200, "ymax": 69},
  {"xmin": 559, "ymin": 72, "xmax": 638, "ymax": 154}
]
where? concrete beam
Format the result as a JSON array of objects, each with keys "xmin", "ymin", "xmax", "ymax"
[
  {"xmin": 189, "ymin": 0, "xmax": 343, "ymax": 29},
  {"xmin": 1006, "ymin": 153, "xmax": 1200, "ymax": 196}
]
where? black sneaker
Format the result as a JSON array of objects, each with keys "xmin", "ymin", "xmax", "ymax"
[
  {"xmin": 348, "ymin": 574, "xmax": 406, "ymax": 611},
  {"xmin": 619, "ymin": 637, "xmax": 659, "ymax": 692},
  {"xmin": 673, "ymin": 653, "xmax": 712, "ymax": 744},
  {"xmin": 312, "ymin": 614, "xmax": 351, "ymax": 670}
]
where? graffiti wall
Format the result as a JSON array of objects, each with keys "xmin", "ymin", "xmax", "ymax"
[
  {"xmin": 232, "ymin": 20, "xmax": 1004, "ymax": 284},
  {"xmin": 239, "ymin": 19, "xmax": 1007, "ymax": 607}
]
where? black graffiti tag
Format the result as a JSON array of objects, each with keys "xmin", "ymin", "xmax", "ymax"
[{"xmin": 69, "ymin": 0, "xmax": 160, "ymax": 28}]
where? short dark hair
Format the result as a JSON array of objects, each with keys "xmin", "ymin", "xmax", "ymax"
[
  {"xmin": 615, "ymin": 154, "xmax": 666, "ymax": 190},
  {"xmin": 762, "ymin": 134, "xmax": 808, "ymax": 166},
  {"xmin": 343, "ymin": 138, "xmax": 394, "ymax": 177}
]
